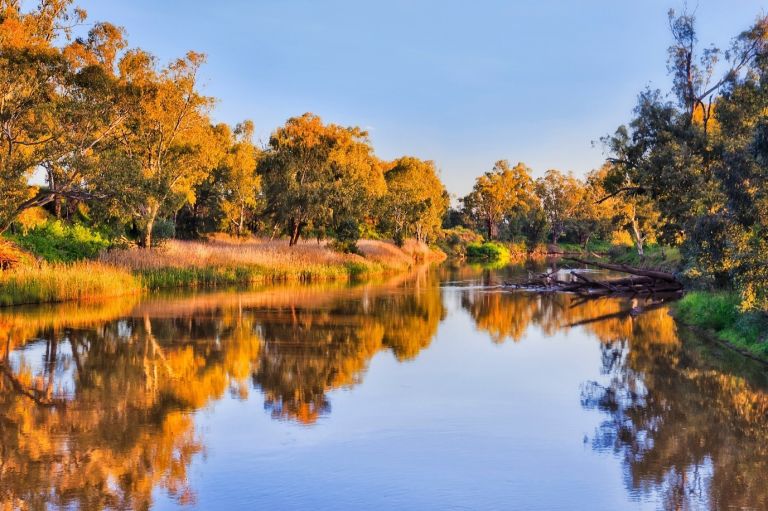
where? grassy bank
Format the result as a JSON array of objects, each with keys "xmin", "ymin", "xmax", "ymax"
[
  {"xmin": 0, "ymin": 237, "xmax": 443, "ymax": 306},
  {"xmin": 674, "ymin": 291, "xmax": 768, "ymax": 360},
  {"xmin": 102, "ymin": 238, "xmax": 434, "ymax": 289},
  {"xmin": 0, "ymin": 261, "xmax": 142, "ymax": 307}
]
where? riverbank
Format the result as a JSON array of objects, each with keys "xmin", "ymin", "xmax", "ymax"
[
  {"xmin": 0, "ymin": 237, "xmax": 445, "ymax": 306},
  {"xmin": 674, "ymin": 291, "xmax": 768, "ymax": 361}
]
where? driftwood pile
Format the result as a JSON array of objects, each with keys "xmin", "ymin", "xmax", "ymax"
[{"xmin": 504, "ymin": 257, "xmax": 683, "ymax": 297}]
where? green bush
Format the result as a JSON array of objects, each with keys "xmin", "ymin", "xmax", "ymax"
[
  {"xmin": 437, "ymin": 227, "xmax": 484, "ymax": 258},
  {"xmin": 6, "ymin": 220, "xmax": 111, "ymax": 262},
  {"xmin": 465, "ymin": 241, "xmax": 510, "ymax": 263},
  {"xmin": 331, "ymin": 218, "xmax": 361, "ymax": 254},
  {"xmin": 151, "ymin": 218, "xmax": 176, "ymax": 246}
]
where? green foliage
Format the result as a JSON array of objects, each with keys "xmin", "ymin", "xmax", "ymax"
[
  {"xmin": 437, "ymin": 227, "xmax": 484, "ymax": 258},
  {"xmin": 676, "ymin": 291, "xmax": 768, "ymax": 357},
  {"xmin": 601, "ymin": 10, "xmax": 768, "ymax": 309},
  {"xmin": 607, "ymin": 244, "xmax": 681, "ymax": 272},
  {"xmin": 7, "ymin": 220, "xmax": 111, "ymax": 262},
  {"xmin": 150, "ymin": 218, "xmax": 176, "ymax": 246},
  {"xmin": 466, "ymin": 241, "xmax": 510, "ymax": 263},
  {"xmin": 331, "ymin": 218, "xmax": 361, "ymax": 254},
  {"xmin": 381, "ymin": 156, "xmax": 449, "ymax": 244},
  {"xmin": 676, "ymin": 292, "xmax": 741, "ymax": 331}
]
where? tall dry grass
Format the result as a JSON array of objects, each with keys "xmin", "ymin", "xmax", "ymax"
[
  {"xmin": 0, "ymin": 261, "xmax": 142, "ymax": 307},
  {"xmin": 0, "ymin": 237, "xmax": 443, "ymax": 306},
  {"xmin": 100, "ymin": 238, "xmax": 435, "ymax": 288}
]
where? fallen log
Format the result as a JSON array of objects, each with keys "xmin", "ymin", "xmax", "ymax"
[
  {"xmin": 503, "ymin": 258, "xmax": 683, "ymax": 297},
  {"xmin": 564, "ymin": 256, "xmax": 678, "ymax": 283}
]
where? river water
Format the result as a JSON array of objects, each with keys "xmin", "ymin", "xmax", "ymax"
[{"xmin": 2, "ymin": 263, "xmax": 767, "ymax": 510}]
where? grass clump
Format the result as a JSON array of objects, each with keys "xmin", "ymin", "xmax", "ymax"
[
  {"xmin": 6, "ymin": 220, "xmax": 111, "ymax": 262},
  {"xmin": 675, "ymin": 291, "xmax": 768, "ymax": 358},
  {"xmin": 466, "ymin": 242, "xmax": 510, "ymax": 263},
  {"xmin": 0, "ymin": 262, "xmax": 142, "ymax": 307}
]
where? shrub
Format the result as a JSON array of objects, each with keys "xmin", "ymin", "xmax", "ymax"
[
  {"xmin": 331, "ymin": 219, "xmax": 361, "ymax": 254},
  {"xmin": 151, "ymin": 218, "xmax": 177, "ymax": 246},
  {"xmin": 466, "ymin": 241, "xmax": 510, "ymax": 263},
  {"xmin": 7, "ymin": 220, "xmax": 111, "ymax": 262},
  {"xmin": 676, "ymin": 291, "xmax": 740, "ymax": 330},
  {"xmin": 675, "ymin": 291, "xmax": 768, "ymax": 357},
  {"xmin": 437, "ymin": 227, "xmax": 483, "ymax": 258}
]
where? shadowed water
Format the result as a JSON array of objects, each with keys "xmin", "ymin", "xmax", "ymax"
[{"xmin": 1, "ymin": 264, "xmax": 767, "ymax": 510}]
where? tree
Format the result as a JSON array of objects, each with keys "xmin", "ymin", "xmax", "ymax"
[
  {"xmin": 569, "ymin": 166, "xmax": 618, "ymax": 251},
  {"xmin": 218, "ymin": 120, "xmax": 262, "ymax": 236},
  {"xmin": 599, "ymin": 8, "xmax": 768, "ymax": 309},
  {"xmin": 381, "ymin": 156, "xmax": 449, "ymax": 245},
  {"xmin": 462, "ymin": 160, "xmax": 535, "ymax": 240},
  {"xmin": 109, "ymin": 49, "xmax": 218, "ymax": 248},
  {"xmin": 259, "ymin": 113, "xmax": 385, "ymax": 246},
  {"xmin": 0, "ymin": 0, "xmax": 87, "ymax": 232},
  {"xmin": 535, "ymin": 169, "xmax": 581, "ymax": 244}
]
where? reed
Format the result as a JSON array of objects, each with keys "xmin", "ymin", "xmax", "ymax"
[
  {"xmin": 0, "ymin": 261, "xmax": 142, "ymax": 307},
  {"xmin": 102, "ymin": 238, "xmax": 419, "ymax": 289},
  {"xmin": 0, "ymin": 237, "xmax": 441, "ymax": 306}
]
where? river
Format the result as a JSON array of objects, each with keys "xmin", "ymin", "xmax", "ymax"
[{"xmin": 2, "ymin": 263, "xmax": 767, "ymax": 510}]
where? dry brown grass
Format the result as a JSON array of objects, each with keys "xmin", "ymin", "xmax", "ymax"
[{"xmin": 102, "ymin": 237, "xmax": 440, "ymax": 273}]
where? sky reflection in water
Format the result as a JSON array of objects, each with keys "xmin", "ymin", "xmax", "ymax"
[{"xmin": 2, "ymin": 264, "xmax": 767, "ymax": 510}]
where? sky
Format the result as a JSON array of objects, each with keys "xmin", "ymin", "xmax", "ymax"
[{"xmin": 75, "ymin": 0, "xmax": 767, "ymax": 197}]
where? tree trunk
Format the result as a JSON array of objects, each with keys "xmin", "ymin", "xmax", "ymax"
[
  {"xmin": 551, "ymin": 223, "xmax": 562, "ymax": 244},
  {"xmin": 486, "ymin": 218, "xmax": 498, "ymax": 240},
  {"xmin": 53, "ymin": 195, "xmax": 62, "ymax": 219},
  {"xmin": 237, "ymin": 206, "xmax": 244, "ymax": 237},
  {"xmin": 629, "ymin": 211, "xmax": 644, "ymax": 258},
  {"xmin": 289, "ymin": 219, "xmax": 303, "ymax": 246},
  {"xmin": 142, "ymin": 207, "xmax": 158, "ymax": 249}
]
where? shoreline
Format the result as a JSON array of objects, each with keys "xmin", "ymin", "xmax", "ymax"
[
  {"xmin": 0, "ymin": 238, "xmax": 446, "ymax": 308},
  {"xmin": 671, "ymin": 291, "xmax": 768, "ymax": 363}
]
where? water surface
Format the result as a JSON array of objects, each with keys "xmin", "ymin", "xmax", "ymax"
[{"xmin": 2, "ymin": 264, "xmax": 767, "ymax": 510}]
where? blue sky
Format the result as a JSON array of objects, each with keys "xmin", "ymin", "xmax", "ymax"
[{"xmin": 77, "ymin": 0, "xmax": 767, "ymax": 196}]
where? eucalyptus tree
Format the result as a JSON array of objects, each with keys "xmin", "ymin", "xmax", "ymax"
[
  {"xmin": 109, "ymin": 49, "xmax": 219, "ymax": 248},
  {"xmin": 259, "ymin": 113, "xmax": 386, "ymax": 246},
  {"xmin": 462, "ymin": 160, "xmax": 536, "ymax": 240},
  {"xmin": 380, "ymin": 156, "xmax": 449, "ymax": 245}
]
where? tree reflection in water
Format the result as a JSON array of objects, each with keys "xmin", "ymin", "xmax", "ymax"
[
  {"xmin": 461, "ymin": 281, "xmax": 768, "ymax": 509},
  {"xmin": 0, "ymin": 270, "xmax": 444, "ymax": 507},
  {"xmin": 1, "ymin": 265, "xmax": 768, "ymax": 509}
]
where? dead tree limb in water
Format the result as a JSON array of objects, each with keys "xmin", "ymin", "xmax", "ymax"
[
  {"xmin": 564, "ymin": 257, "xmax": 678, "ymax": 283},
  {"xmin": 503, "ymin": 258, "xmax": 682, "ymax": 297}
]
